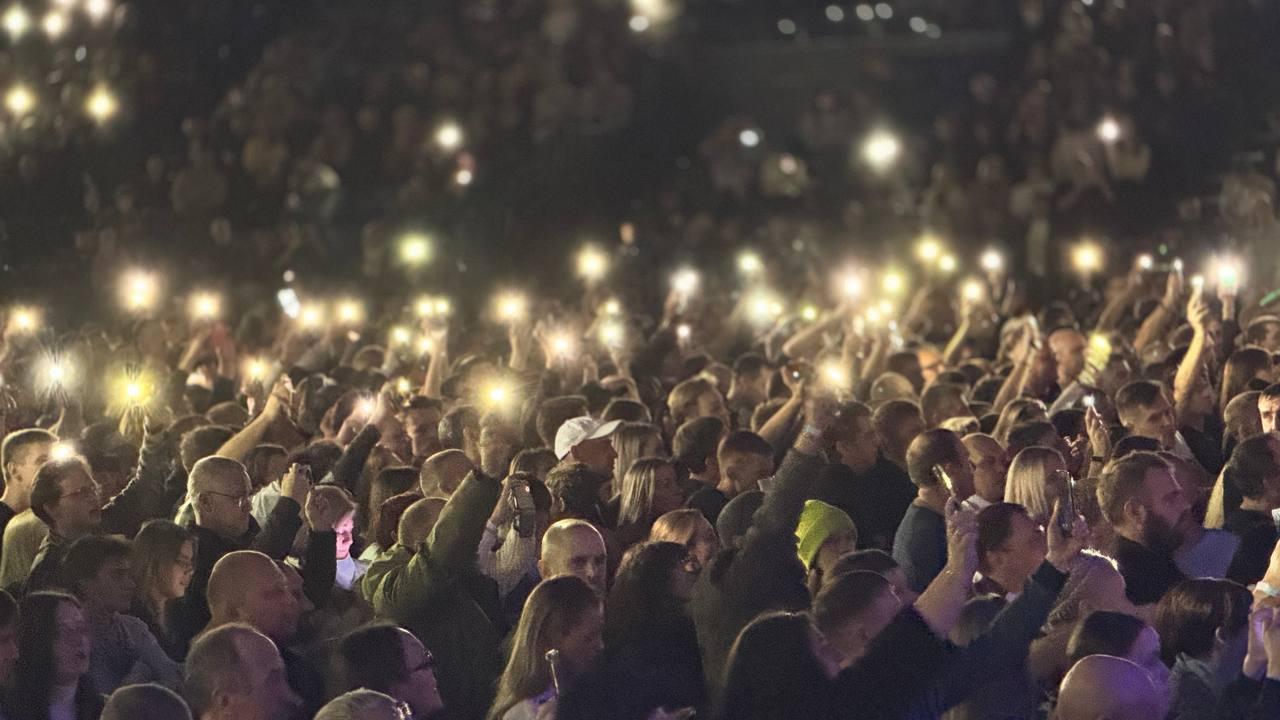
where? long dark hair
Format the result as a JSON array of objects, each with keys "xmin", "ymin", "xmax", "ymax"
[
  {"xmin": 716, "ymin": 611, "xmax": 836, "ymax": 720},
  {"xmin": 7, "ymin": 592, "xmax": 101, "ymax": 720},
  {"xmin": 130, "ymin": 519, "xmax": 195, "ymax": 630},
  {"xmin": 605, "ymin": 541, "xmax": 689, "ymax": 651}
]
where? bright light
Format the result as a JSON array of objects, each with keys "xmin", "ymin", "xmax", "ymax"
[
  {"xmin": 418, "ymin": 337, "xmax": 434, "ymax": 355},
  {"xmin": 826, "ymin": 4, "xmax": 844, "ymax": 21},
  {"xmin": 865, "ymin": 307, "xmax": 882, "ymax": 325},
  {"xmin": 1136, "ymin": 254, "xmax": 1154, "ymax": 271},
  {"xmin": 435, "ymin": 298, "xmax": 451, "ymax": 316},
  {"xmin": 483, "ymin": 382, "xmax": 514, "ymax": 410},
  {"xmin": 356, "ymin": 398, "xmax": 376, "ymax": 418},
  {"xmin": 874, "ymin": 2, "xmax": 892, "ymax": 19},
  {"xmin": 435, "ymin": 122, "xmax": 463, "ymax": 151},
  {"xmin": 1190, "ymin": 274, "xmax": 1205, "ymax": 291},
  {"xmin": 84, "ymin": 0, "xmax": 110, "ymax": 22},
  {"xmin": 747, "ymin": 291, "xmax": 783, "ymax": 325},
  {"xmin": 41, "ymin": 11, "xmax": 65, "ymax": 38},
  {"xmin": 676, "ymin": 324, "xmax": 692, "ymax": 340},
  {"xmin": 551, "ymin": 333, "xmax": 575, "ymax": 357},
  {"xmin": 882, "ymin": 271, "xmax": 905, "ymax": 295},
  {"xmin": 190, "ymin": 292, "xmax": 220, "ymax": 319},
  {"xmin": 915, "ymin": 235, "xmax": 942, "ymax": 263},
  {"xmin": 1172, "ymin": 258, "xmax": 1184, "ymax": 274},
  {"xmin": 980, "ymin": 249, "xmax": 1004, "ymax": 272},
  {"xmin": 246, "ymin": 359, "xmax": 266, "ymax": 380},
  {"xmin": 50, "ymin": 442, "xmax": 76, "ymax": 461},
  {"xmin": 738, "ymin": 129, "xmax": 761, "ymax": 148},
  {"xmin": 861, "ymin": 129, "xmax": 901, "ymax": 171},
  {"xmin": 1215, "ymin": 256, "xmax": 1243, "ymax": 292},
  {"xmin": 122, "ymin": 271, "xmax": 157, "ymax": 311},
  {"xmin": 10, "ymin": 307, "xmax": 38, "ymax": 333},
  {"xmin": 628, "ymin": 15, "xmax": 649, "ymax": 32},
  {"xmin": 962, "ymin": 280, "xmax": 983, "ymax": 302},
  {"xmin": 672, "ymin": 268, "xmax": 700, "ymax": 296},
  {"xmin": 738, "ymin": 251, "xmax": 763, "ymax": 276},
  {"xmin": 397, "ymin": 377, "xmax": 412, "ymax": 394},
  {"xmin": 600, "ymin": 321, "xmax": 625, "ymax": 347},
  {"xmin": 454, "ymin": 169, "xmax": 473, "ymax": 186},
  {"xmin": 496, "ymin": 293, "xmax": 527, "ymax": 322},
  {"xmin": 415, "ymin": 297, "xmax": 436, "ymax": 318},
  {"xmin": 390, "ymin": 326, "xmax": 412, "ymax": 346},
  {"xmin": 337, "ymin": 300, "xmax": 363, "ymax": 324},
  {"xmin": 2, "ymin": 5, "xmax": 29, "ymax": 38},
  {"xmin": 125, "ymin": 381, "xmax": 143, "ymax": 402},
  {"xmin": 47, "ymin": 361, "xmax": 65, "ymax": 383},
  {"xmin": 839, "ymin": 272, "xmax": 864, "ymax": 298},
  {"xmin": 1071, "ymin": 241, "xmax": 1103, "ymax": 273},
  {"xmin": 801, "ymin": 305, "xmax": 819, "ymax": 321},
  {"xmin": 5, "ymin": 84, "xmax": 34, "ymax": 115},
  {"xmin": 909, "ymin": 16, "xmax": 927, "ymax": 32},
  {"xmin": 577, "ymin": 245, "xmax": 609, "ymax": 281},
  {"xmin": 1097, "ymin": 116, "xmax": 1121, "ymax": 143},
  {"xmin": 938, "ymin": 254, "xmax": 958, "ymax": 274},
  {"xmin": 821, "ymin": 361, "xmax": 850, "ymax": 390},
  {"xmin": 777, "ymin": 18, "xmax": 796, "ymax": 35},
  {"xmin": 85, "ymin": 86, "xmax": 118, "ymax": 122},
  {"xmin": 299, "ymin": 304, "xmax": 323, "ymax": 328},
  {"xmin": 855, "ymin": 4, "xmax": 874, "ymax": 20},
  {"xmin": 603, "ymin": 299, "xmax": 622, "ymax": 316},
  {"xmin": 399, "ymin": 234, "xmax": 432, "ymax": 266}
]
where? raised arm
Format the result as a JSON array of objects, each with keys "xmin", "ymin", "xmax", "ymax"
[
  {"xmin": 1174, "ymin": 292, "xmax": 1211, "ymax": 426},
  {"xmin": 216, "ymin": 378, "xmax": 291, "ymax": 463}
]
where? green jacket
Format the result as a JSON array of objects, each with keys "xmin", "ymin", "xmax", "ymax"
[{"xmin": 367, "ymin": 470, "xmax": 504, "ymax": 720}]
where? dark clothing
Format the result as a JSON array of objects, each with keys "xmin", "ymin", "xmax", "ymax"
[
  {"xmin": 1182, "ymin": 419, "xmax": 1225, "ymax": 477},
  {"xmin": 171, "ymin": 496, "xmax": 304, "ymax": 656},
  {"xmin": 0, "ymin": 502, "xmax": 15, "ymax": 561},
  {"xmin": 811, "ymin": 455, "xmax": 916, "ymax": 551},
  {"xmin": 688, "ymin": 486, "xmax": 729, "ymax": 526},
  {"xmin": 689, "ymin": 449, "xmax": 823, "ymax": 699},
  {"xmin": 1224, "ymin": 509, "xmax": 1278, "ymax": 586},
  {"xmin": 892, "ymin": 503, "xmax": 947, "ymax": 593},
  {"xmin": 283, "ymin": 645, "xmax": 327, "ymax": 720},
  {"xmin": 837, "ymin": 562, "xmax": 1068, "ymax": 719},
  {"xmin": 1217, "ymin": 676, "xmax": 1280, "ymax": 720},
  {"xmin": 129, "ymin": 597, "xmax": 185, "ymax": 662},
  {"xmin": 367, "ymin": 470, "xmax": 504, "ymax": 720},
  {"xmin": 1113, "ymin": 535, "xmax": 1185, "ymax": 605}
]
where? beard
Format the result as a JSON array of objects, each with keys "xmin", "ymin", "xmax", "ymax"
[{"xmin": 1142, "ymin": 511, "xmax": 1186, "ymax": 556}]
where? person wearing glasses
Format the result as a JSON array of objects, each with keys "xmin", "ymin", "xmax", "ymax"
[
  {"xmin": 337, "ymin": 623, "xmax": 445, "ymax": 720},
  {"xmin": 170, "ymin": 456, "xmax": 314, "ymax": 657},
  {"xmin": 128, "ymin": 520, "xmax": 196, "ymax": 661}
]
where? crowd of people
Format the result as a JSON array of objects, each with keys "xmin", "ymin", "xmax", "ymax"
[{"xmin": 3, "ymin": 0, "xmax": 1280, "ymax": 719}]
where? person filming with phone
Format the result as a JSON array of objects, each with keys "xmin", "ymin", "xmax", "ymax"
[{"xmin": 891, "ymin": 429, "xmax": 976, "ymax": 593}]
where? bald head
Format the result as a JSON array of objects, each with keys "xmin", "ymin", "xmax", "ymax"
[
  {"xmin": 1056, "ymin": 655, "xmax": 1166, "ymax": 720},
  {"xmin": 539, "ymin": 519, "xmax": 607, "ymax": 595},
  {"xmin": 103, "ymin": 683, "xmax": 193, "ymax": 720},
  {"xmin": 207, "ymin": 551, "xmax": 298, "ymax": 642},
  {"xmin": 419, "ymin": 449, "xmax": 472, "ymax": 498},
  {"xmin": 185, "ymin": 624, "xmax": 299, "ymax": 720},
  {"xmin": 188, "ymin": 456, "xmax": 251, "ymax": 494},
  {"xmin": 398, "ymin": 497, "xmax": 446, "ymax": 549}
]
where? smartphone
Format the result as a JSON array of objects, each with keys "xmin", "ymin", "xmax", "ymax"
[
  {"xmin": 932, "ymin": 465, "xmax": 956, "ymax": 496},
  {"xmin": 277, "ymin": 288, "xmax": 301, "ymax": 319},
  {"xmin": 1082, "ymin": 394, "xmax": 1096, "ymax": 409},
  {"xmin": 1055, "ymin": 469, "xmax": 1076, "ymax": 536},
  {"xmin": 511, "ymin": 482, "xmax": 536, "ymax": 537}
]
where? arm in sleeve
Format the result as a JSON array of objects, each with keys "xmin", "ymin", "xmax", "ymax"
[
  {"xmin": 1248, "ymin": 679, "xmax": 1280, "ymax": 720},
  {"xmin": 328, "ymin": 424, "xmax": 381, "ymax": 493},
  {"xmin": 427, "ymin": 470, "xmax": 502, "ymax": 575},
  {"xmin": 251, "ymin": 497, "xmax": 304, "ymax": 560},
  {"xmin": 99, "ymin": 426, "xmax": 173, "ymax": 537},
  {"xmin": 300, "ymin": 530, "xmax": 337, "ymax": 606},
  {"xmin": 122, "ymin": 617, "xmax": 183, "ymax": 689}
]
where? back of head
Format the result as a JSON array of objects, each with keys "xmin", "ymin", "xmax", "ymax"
[
  {"xmin": 438, "ymin": 405, "xmax": 479, "ymax": 451},
  {"xmin": 920, "ymin": 382, "xmax": 968, "ymax": 428},
  {"xmin": 606, "ymin": 541, "xmax": 686, "ymax": 644},
  {"xmin": 905, "ymin": 428, "xmax": 962, "ymax": 487},
  {"xmin": 650, "ymin": 508, "xmax": 713, "ymax": 546},
  {"xmin": 188, "ymin": 455, "xmax": 249, "ymax": 496},
  {"xmin": 1005, "ymin": 447, "xmax": 1064, "ymax": 521},
  {"xmin": 1056, "ymin": 655, "xmax": 1164, "ymax": 720},
  {"xmin": 873, "ymin": 400, "xmax": 923, "ymax": 443},
  {"xmin": 536, "ymin": 396, "xmax": 590, "ymax": 448},
  {"xmin": 718, "ymin": 430, "xmax": 772, "ymax": 461},
  {"xmin": 1067, "ymin": 611, "xmax": 1148, "ymax": 666},
  {"xmin": 337, "ymin": 623, "xmax": 409, "ymax": 696},
  {"xmin": 206, "ymin": 550, "xmax": 278, "ymax": 624},
  {"xmin": 603, "ymin": 399, "xmax": 651, "ymax": 424},
  {"xmin": 510, "ymin": 447, "xmax": 558, "ymax": 479},
  {"xmin": 1005, "ymin": 420, "xmax": 1057, "ymax": 458},
  {"xmin": 813, "ymin": 570, "xmax": 891, "ymax": 637},
  {"xmin": 795, "ymin": 500, "xmax": 857, "ymax": 570},
  {"xmin": 668, "ymin": 377, "xmax": 718, "ymax": 428},
  {"xmin": 869, "ymin": 373, "xmax": 917, "ymax": 405},
  {"xmin": 541, "ymin": 518, "xmax": 603, "ymax": 561},
  {"xmin": 1224, "ymin": 433, "xmax": 1280, "ymax": 501},
  {"xmin": 185, "ymin": 624, "xmax": 279, "ymax": 717},
  {"xmin": 673, "ymin": 416, "xmax": 727, "ymax": 472},
  {"xmin": 719, "ymin": 611, "xmax": 833, "ymax": 720},
  {"xmin": 1113, "ymin": 435, "xmax": 1162, "ymax": 459},
  {"xmin": 58, "ymin": 534, "xmax": 130, "ymax": 597},
  {"xmin": 1154, "ymin": 578, "xmax": 1252, "ymax": 665},
  {"xmin": 716, "ymin": 490, "xmax": 764, "ymax": 548},
  {"xmin": 398, "ymin": 497, "xmax": 447, "ymax": 549},
  {"xmin": 103, "ymin": 683, "xmax": 193, "ymax": 720},
  {"xmin": 206, "ymin": 402, "xmax": 250, "ymax": 429},
  {"xmin": 829, "ymin": 549, "xmax": 899, "ymax": 578},
  {"xmin": 181, "ymin": 425, "xmax": 236, "ymax": 474},
  {"xmin": 545, "ymin": 463, "xmax": 606, "ymax": 518},
  {"xmin": 419, "ymin": 449, "xmax": 471, "ymax": 498},
  {"xmin": 1096, "ymin": 451, "xmax": 1169, "ymax": 526},
  {"xmin": 316, "ymin": 690, "xmax": 402, "ymax": 720},
  {"xmin": 1115, "ymin": 381, "xmax": 1165, "ymax": 426}
]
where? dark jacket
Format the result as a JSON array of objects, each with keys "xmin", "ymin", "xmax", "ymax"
[
  {"xmin": 367, "ymin": 470, "xmax": 504, "ymax": 720},
  {"xmin": 171, "ymin": 495, "xmax": 304, "ymax": 656},
  {"xmin": 690, "ymin": 448, "xmax": 824, "ymax": 698},
  {"xmin": 1113, "ymin": 535, "xmax": 1185, "ymax": 606},
  {"xmin": 812, "ymin": 455, "xmax": 916, "ymax": 551},
  {"xmin": 1224, "ymin": 509, "xmax": 1278, "ymax": 586},
  {"xmin": 837, "ymin": 562, "xmax": 1068, "ymax": 719},
  {"xmin": 892, "ymin": 503, "xmax": 947, "ymax": 593}
]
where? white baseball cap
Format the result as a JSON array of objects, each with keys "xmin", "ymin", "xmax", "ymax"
[{"xmin": 554, "ymin": 417, "xmax": 623, "ymax": 460}]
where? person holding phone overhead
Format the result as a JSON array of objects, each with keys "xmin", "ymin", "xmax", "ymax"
[{"xmin": 892, "ymin": 429, "xmax": 977, "ymax": 593}]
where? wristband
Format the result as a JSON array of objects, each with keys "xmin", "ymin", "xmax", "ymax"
[
  {"xmin": 800, "ymin": 424, "xmax": 823, "ymax": 438},
  {"xmin": 1257, "ymin": 581, "xmax": 1280, "ymax": 599}
]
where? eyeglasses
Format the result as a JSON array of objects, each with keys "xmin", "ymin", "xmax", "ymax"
[
  {"xmin": 59, "ymin": 484, "xmax": 99, "ymax": 502},
  {"xmin": 408, "ymin": 651, "xmax": 437, "ymax": 673},
  {"xmin": 201, "ymin": 490, "xmax": 251, "ymax": 509}
]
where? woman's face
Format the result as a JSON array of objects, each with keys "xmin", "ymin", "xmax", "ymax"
[
  {"xmin": 670, "ymin": 553, "xmax": 701, "ymax": 601},
  {"xmin": 53, "ymin": 602, "xmax": 91, "ymax": 685},
  {"xmin": 652, "ymin": 466, "xmax": 684, "ymax": 516},
  {"xmin": 687, "ymin": 521, "xmax": 722, "ymax": 570},
  {"xmin": 335, "ymin": 513, "xmax": 355, "ymax": 560},
  {"xmin": 558, "ymin": 604, "xmax": 604, "ymax": 678},
  {"xmin": 164, "ymin": 540, "xmax": 196, "ymax": 600}
]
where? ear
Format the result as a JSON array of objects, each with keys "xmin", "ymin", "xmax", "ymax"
[
  {"xmin": 536, "ymin": 559, "xmax": 549, "ymax": 578},
  {"xmin": 1123, "ymin": 496, "xmax": 1147, "ymax": 528}
]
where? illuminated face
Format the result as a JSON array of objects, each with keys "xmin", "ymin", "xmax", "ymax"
[
  {"xmin": 719, "ymin": 451, "xmax": 773, "ymax": 496},
  {"xmin": 1260, "ymin": 395, "xmax": 1280, "ymax": 434},
  {"xmin": 571, "ymin": 437, "xmax": 618, "ymax": 478},
  {"xmin": 52, "ymin": 601, "xmax": 91, "ymax": 686},
  {"xmin": 1127, "ymin": 395, "xmax": 1177, "ymax": 449},
  {"xmin": 1049, "ymin": 330, "xmax": 1087, "ymax": 387},
  {"xmin": 984, "ymin": 510, "xmax": 1046, "ymax": 584},
  {"xmin": 50, "ymin": 467, "xmax": 102, "ymax": 537},
  {"xmin": 1139, "ymin": 467, "xmax": 1189, "ymax": 553},
  {"xmin": 164, "ymin": 540, "xmax": 196, "ymax": 600},
  {"xmin": 335, "ymin": 513, "xmax": 355, "ymax": 560}
]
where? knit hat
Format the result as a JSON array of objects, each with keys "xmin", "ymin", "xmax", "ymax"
[{"xmin": 795, "ymin": 500, "xmax": 857, "ymax": 570}]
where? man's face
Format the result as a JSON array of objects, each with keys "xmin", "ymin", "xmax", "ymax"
[
  {"xmin": 50, "ymin": 468, "xmax": 102, "ymax": 538},
  {"xmin": 917, "ymin": 349, "xmax": 944, "ymax": 386},
  {"xmin": 1139, "ymin": 467, "xmax": 1190, "ymax": 554},
  {"xmin": 965, "ymin": 438, "xmax": 1008, "ymax": 503},
  {"xmin": 1049, "ymin": 330, "xmax": 1087, "ymax": 387},
  {"xmin": 405, "ymin": 407, "xmax": 442, "ymax": 457},
  {"xmin": 335, "ymin": 513, "xmax": 355, "ymax": 560},
  {"xmin": 697, "ymin": 391, "xmax": 731, "ymax": 426},
  {"xmin": 6, "ymin": 440, "xmax": 52, "ymax": 499},
  {"xmin": 544, "ymin": 526, "xmax": 608, "ymax": 595},
  {"xmin": 943, "ymin": 438, "xmax": 977, "ymax": 500},
  {"xmin": 1127, "ymin": 395, "xmax": 1177, "ymax": 449},
  {"xmin": 836, "ymin": 417, "xmax": 881, "ymax": 474},
  {"xmin": 236, "ymin": 634, "xmax": 301, "ymax": 720},
  {"xmin": 198, "ymin": 471, "xmax": 253, "ymax": 538},
  {"xmin": 1260, "ymin": 396, "xmax": 1280, "ymax": 434},
  {"xmin": 85, "ymin": 555, "xmax": 135, "ymax": 614},
  {"xmin": 828, "ymin": 585, "xmax": 902, "ymax": 668},
  {"xmin": 0, "ymin": 621, "xmax": 16, "ymax": 685},
  {"xmin": 572, "ymin": 436, "xmax": 618, "ymax": 477},
  {"xmin": 986, "ymin": 511, "xmax": 1046, "ymax": 583},
  {"xmin": 391, "ymin": 631, "xmax": 444, "ymax": 718},
  {"xmin": 719, "ymin": 451, "xmax": 772, "ymax": 495},
  {"xmin": 242, "ymin": 565, "xmax": 299, "ymax": 643}
]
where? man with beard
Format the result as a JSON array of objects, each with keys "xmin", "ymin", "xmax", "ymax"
[{"xmin": 1096, "ymin": 452, "xmax": 1190, "ymax": 607}]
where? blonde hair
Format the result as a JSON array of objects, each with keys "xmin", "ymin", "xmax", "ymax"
[
  {"xmin": 487, "ymin": 576, "xmax": 600, "ymax": 720},
  {"xmin": 618, "ymin": 457, "xmax": 671, "ymax": 527},
  {"xmin": 668, "ymin": 377, "xmax": 717, "ymax": 429},
  {"xmin": 612, "ymin": 422, "xmax": 662, "ymax": 487},
  {"xmin": 1005, "ymin": 446, "xmax": 1066, "ymax": 522},
  {"xmin": 649, "ymin": 508, "xmax": 713, "ymax": 546}
]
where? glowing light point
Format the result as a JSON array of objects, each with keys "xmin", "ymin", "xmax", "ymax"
[
  {"xmin": 435, "ymin": 122, "xmax": 463, "ymax": 151},
  {"xmin": 5, "ymin": 84, "xmax": 34, "ymax": 115}
]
